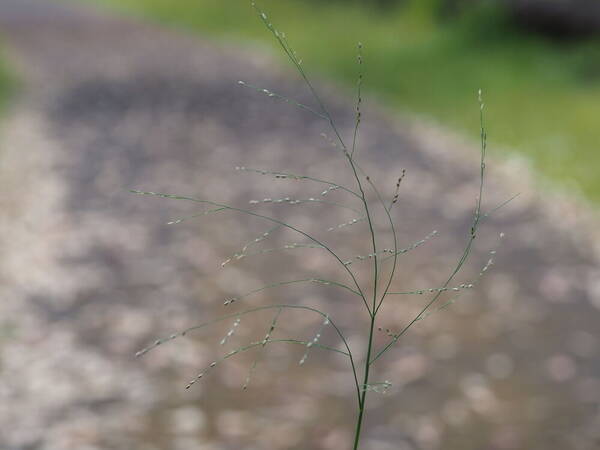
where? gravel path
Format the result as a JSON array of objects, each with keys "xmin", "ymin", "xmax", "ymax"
[{"xmin": 0, "ymin": 1, "xmax": 599, "ymax": 449}]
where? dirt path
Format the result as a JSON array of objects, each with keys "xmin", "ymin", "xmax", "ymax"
[{"xmin": 0, "ymin": 1, "xmax": 599, "ymax": 449}]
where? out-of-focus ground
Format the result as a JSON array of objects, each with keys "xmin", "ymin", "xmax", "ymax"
[{"xmin": 0, "ymin": 1, "xmax": 599, "ymax": 449}]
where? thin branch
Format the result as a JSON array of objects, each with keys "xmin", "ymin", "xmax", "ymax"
[
  {"xmin": 130, "ymin": 189, "xmax": 370, "ymax": 311},
  {"xmin": 242, "ymin": 307, "xmax": 283, "ymax": 389},
  {"xmin": 236, "ymin": 166, "xmax": 361, "ymax": 200},
  {"xmin": 351, "ymin": 42, "xmax": 363, "ymax": 159},
  {"xmin": 166, "ymin": 207, "xmax": 227, "ymax": 225},
  {"xmin": 327, "ymin": 216, "xmax": 367, "ymax": 232},
  {"xmin": 222, "ymin": 225, "xmax": 282, "ymax": 267},
  {"xmin": 388, "ymin": 169, "xmax": 406, "ymax": 212},
  {"xmin": 378, "ymin": 230, "xmax": 438, "ymax": 264},
  {"xmin": 238, "ymin": 80, "xmax": 327, "ymax": 119},
  {"xmin": 483, "ymin": 193, "xmax": 520, "ymax": 218},
  {"xmin": 370, "ymin": 90, "xmax": 489, "ymax": 365},
  {"xmin": 135, "ymin": 302, "xmax": 362, "ymax": 404},
  {"xmin": 248, "ymin": 195, "xmax": 363, "ymax": 214},
  {"xmin": 222, "ymin": 243, "xmax": 325, "ymax": 267},
  {"xmin": 223, "ymin": 277, "xmax": 362, "ymax": 306},
  {"xmin": 186, "ymin": 338, "xmax": 348, "ymax": 390}
]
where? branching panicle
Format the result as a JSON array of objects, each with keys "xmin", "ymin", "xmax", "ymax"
[{"xmin": 132, "ymin": 6, "xmax": 506, "ymax": 448}]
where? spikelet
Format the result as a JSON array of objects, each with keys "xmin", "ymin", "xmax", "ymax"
[
  {"xmin": 299, "ymin": 316, "xmax": 330, "ymax": 365},
  {"xmin": 220, "ymin": 318, "xmax": 241, "ymax": 346}
]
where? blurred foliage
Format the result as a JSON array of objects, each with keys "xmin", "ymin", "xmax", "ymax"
[
  {"xmin": 0, "ymin": 45, "xmax": 14, "ymax": 112},
  {"xmin": 83, "ymin": 0, "xmax": 600, "ymax": 204}
]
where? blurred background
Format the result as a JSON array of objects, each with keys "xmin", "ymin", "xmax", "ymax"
[
  {"xmin": 81, "ymin": 0, "xmax": 600, "ymax": 203},
  {"xmin": 0, "ymin": 0, "xmax": 599, "ymax": 449}
]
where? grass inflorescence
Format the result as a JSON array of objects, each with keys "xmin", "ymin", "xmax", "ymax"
[{"xmin": 132, "ymin": 3, "xmax": 515, "ymax": 448}]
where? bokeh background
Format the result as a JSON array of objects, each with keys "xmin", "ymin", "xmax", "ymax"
[{"xmin": 0, "ymin": 0, "xmax": 599, "ymax": 449}]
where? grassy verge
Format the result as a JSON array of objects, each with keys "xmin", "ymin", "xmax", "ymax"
[{"xmin": 82, "ymin": 0, "xmax": 600, "ymax": 204}]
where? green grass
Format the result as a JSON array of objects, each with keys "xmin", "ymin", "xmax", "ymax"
[
  {"xmin": 0, "ymin": 45, "xmax": 14, "ymax": 111},
  {"xmin": 83, "ymin": 0, "xmax": 600, "ymax": 204}
]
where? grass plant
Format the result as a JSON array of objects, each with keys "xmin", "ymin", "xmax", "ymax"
[{"xmin": 132, "ymin": 3, "xmax": 512, "ymax": 448}]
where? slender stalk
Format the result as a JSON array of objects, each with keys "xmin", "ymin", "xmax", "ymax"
[{"xmin": 353, "ymin": 313, "xmax": 376, "ymax": 449}]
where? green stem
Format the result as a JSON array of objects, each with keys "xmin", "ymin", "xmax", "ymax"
[{"xmin": 353, "ymin": 314, "xmax": 376, "ymax": 450}]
